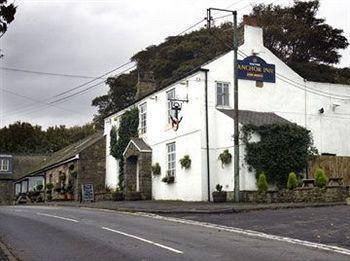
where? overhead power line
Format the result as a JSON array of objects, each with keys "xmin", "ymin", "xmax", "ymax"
[{"xmin": 0, "ymin": 66, "xmax": 107, "ymax": 79}]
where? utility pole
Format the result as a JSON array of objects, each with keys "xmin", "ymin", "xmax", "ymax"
[{"xmin": 207, "ymin": 8, "xmax": 239, "ymax": 202}]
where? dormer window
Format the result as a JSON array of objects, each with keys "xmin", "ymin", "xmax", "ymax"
[{"xmin": 0, "ymin": 158, "xmax": 11, "ymax": 172}]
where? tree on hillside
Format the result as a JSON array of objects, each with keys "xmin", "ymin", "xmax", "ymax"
[
  {"xmin": 0, "ymin": 122, "xmax": 97, "ymax": 154},
  {"xmin": 248, "ymin": 0, "xmax": 349, "ymax": 82}
]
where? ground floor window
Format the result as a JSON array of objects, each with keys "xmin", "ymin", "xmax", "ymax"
[{"xmin": 167, "ymin": 142, "xmax": 176, "ymax": 176}]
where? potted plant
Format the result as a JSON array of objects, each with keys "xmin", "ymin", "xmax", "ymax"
[
  {"xmin": 151, "ymin": 163, "xmax": 161, "ymax": 175},
  {"xmin": 218, "ymin": 149, "xmax": 232, "ymax": 166},
  {"xmin": 212, "ymin": 184, "xmax": 227, "ymax": 202},
  {"xmin": 179, "ymin": 155, "xmax": 191, "ymax": 169}
]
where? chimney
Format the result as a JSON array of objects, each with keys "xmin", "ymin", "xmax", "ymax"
[
  {"xmin": 135, "ymin": 71, "xmax": 157, "ymax": 100},
  {"xmin": 243, "ymin": 15, "xmax": 258, "ymax": 27},
  {"xmin": 243, "ymin": 14, "xmax": 264, "ymax": 48}
]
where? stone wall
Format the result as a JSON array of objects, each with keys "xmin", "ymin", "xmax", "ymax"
[
  {"xmin": 239, "ymin": 187, "xmax": 350, "ymax": 204},
  {"xmin": 77, "ymin": 136, "xmax": 106, "ymax": 200},
  {"xmin": 0, "ymin": 180, "xmax": 13, "ymax": 205}
]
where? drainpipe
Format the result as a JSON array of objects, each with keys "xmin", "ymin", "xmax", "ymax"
[{"xmin": 201, "ymin": 68, "xmax": 211, "ymax": 202}]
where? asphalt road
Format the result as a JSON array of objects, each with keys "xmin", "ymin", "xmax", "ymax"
[
  {"xmin": 166, "ymin": 205, "xmax": 350, "ymax": 249},
  {"xmin": 0, "ymin": 206, "xmax": 348, "ymax": 261}
]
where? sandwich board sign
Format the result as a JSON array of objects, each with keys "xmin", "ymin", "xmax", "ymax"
[{"xmin": 81, "ymin": 183, "xmax": 94, "ymax": 202}]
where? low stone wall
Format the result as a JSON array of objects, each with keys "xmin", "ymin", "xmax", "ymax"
[
  {"xmin": 94, "ymin": 192, "xmax": 112, "ymax": 201},
  {"xmin": 239, "ymin": 187, "xmax": 350, "ymax": 204}
]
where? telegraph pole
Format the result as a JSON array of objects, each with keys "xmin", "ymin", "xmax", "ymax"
[{"xmin": 207, "ymin": 8, "xmax": 239, "ymax": 202}]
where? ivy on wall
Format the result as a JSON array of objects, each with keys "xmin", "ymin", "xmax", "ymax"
[
  {"xmin": 110, "ymin": 107, "xmax": 139, "ymax": 189},
  {"xmin": 242, "ymin": 124, "xmax": 318, "ymax": 188}
]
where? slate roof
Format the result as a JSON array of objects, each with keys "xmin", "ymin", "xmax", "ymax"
[
  {"xmin": 218, "ymin": 109, "xmax": 292, "ymax": 126},
  {"xmin": 27, "ymin": 132, "xmax": 104, "ymax": 176},
  {"xmin": 131, "ymin": 138, "xmax": 152, "ymax": 151}
]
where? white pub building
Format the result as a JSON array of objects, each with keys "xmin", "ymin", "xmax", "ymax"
[{"xmin": 104, "ymin": 22, "xmax": 350, "ymax": 201}]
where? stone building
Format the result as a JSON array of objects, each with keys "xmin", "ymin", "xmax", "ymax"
[
  {"xmin": 0, "ymin": 154, "xmax": 46, "ymax": 204},
  {"xmin": 14, "ymin": 132, "xmax": 106, "ymax": 201}
]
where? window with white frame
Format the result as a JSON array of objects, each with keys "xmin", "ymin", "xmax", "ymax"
[
  {"xmin": 216, "ymin": 82, "xmax": 230, "ymax": 106},
  {"xmin": 0, "ymin": 159, "xmax": 10, "ymax": 172},
  {"xmin": 167, "ymin": 142, "xmax": 176, "ymax": 176},
  {"xmin": 139, "ymin": 102, "xmax": 147, "ymax": 134},
  {"xmin": 167, "ymin": 89, "xmax": 175, "ymax": 124}
]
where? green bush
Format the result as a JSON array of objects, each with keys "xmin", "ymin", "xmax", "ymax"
[
  {"xmin": 315, "ymin": 168, "xmax": 328, "ymax": 188},
  {"xmin": 287, "ymin": 172, "xmax": 298, "ymax": 190},
  {"xmin": 257, "ymin": 172, "xmax": 268, "ymax": 193}
]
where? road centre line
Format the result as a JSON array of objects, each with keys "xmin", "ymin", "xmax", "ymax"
[
  {"xmin": 37, "ymin": 212, "xmax": 79, "ymax": 223},
  {"xmin": 101, "ymin": 226, "xmax": 183, "ymax": 254},
  {"xmin": 133, "ymin": 212, "xmax": 350, "ymax": 257}
]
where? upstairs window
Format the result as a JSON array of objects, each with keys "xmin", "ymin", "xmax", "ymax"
[
  {"xmin": 216, "ymin": 82, "xmax": 230, "ymax": 106},
  {"xmin": 167, "ymin": 142, "xmax": 176, "ymax": 177},
  {"xmin": 139, "ymin": 102, "xmax": 147, "ymax": 134},
  {"xmin": 0, "ymin": 159, "xmax": 10, "ymax": 172},
  {"xmin": 167, "ymin": 89, "xmax": 175, "ymax": 124}
]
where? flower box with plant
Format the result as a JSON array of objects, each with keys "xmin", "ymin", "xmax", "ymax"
[
  {"xmin": 162, "ymin": 172, "xmax": 175, "ymax": 184},
  {"xmin": 212, "ymin": 184, "xmax": 227, "ymax": 202},
  {"xmin": 151, "ymin": 163, "xmax": 161, "ymax": 175},
  {"xmin": 179, "ymin": 155, "xmax": 191, "ymax": 169},
  {"xmin": 218, "ymin": 149, "xmax": 232, "ymax": 166}
]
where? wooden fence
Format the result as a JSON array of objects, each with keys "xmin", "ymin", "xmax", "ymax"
[{"xmin": 308, "ymin": 156, "xmax": 350, "ymax": 186}]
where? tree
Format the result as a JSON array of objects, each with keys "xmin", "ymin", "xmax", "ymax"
[
  {"xmin": 0, "ymin": 0, "xmax": 16, "ymax": 58},
  {"xmin": 0, "ymin": 0, "xmax": 16, "ymax": 36},
  {"xmin": 0, "ymin": 121, "xmax": 97, "ymax": 154},
  {"xmin": 247, "ymin": 0, "xmax": 349, "ymax": 81}
]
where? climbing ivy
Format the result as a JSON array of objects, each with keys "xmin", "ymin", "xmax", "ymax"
[
  {"xmin": 110, "ymin": 107, "xmax": 139, "ymax": 189},
  {"xmin": 242, "ymin": 124, "xmax": 318, "ymax": 189}
]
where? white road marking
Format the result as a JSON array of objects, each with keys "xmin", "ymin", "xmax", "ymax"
[
  {"xmin": 37, "ymin": 212, "xmax": 79, "ymax": 223},
  {"xmin": 101, "ymin": 226, "xmax": 183, "ymax": 254},
  {"xmin": 132, "ymin": 212, "xmax": 350, "ymax": 257}
]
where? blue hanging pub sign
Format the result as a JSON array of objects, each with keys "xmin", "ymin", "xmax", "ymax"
[{"xmin": 237, "ymin": 56, "xmax": 276, "ymax": 83}]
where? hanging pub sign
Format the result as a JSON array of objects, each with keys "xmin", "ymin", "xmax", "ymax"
[{"xmin": 237, "ymin": 56, "xmax": 276, "ymax": 83}]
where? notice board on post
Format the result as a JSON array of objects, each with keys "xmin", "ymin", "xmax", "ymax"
[{"xmin": 81, "ymin": 183, "xmax": 94, "ymax": 202}]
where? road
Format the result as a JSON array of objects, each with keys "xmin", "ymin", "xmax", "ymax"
[
  {"xmin": 166, "ymin": 205, "xmax": 350, "ymax": 249},
  {"xmin": 0, "ymin": 206, "xmax": 348, "ymax": 261}
]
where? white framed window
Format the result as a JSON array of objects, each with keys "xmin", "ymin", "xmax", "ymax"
[
  {"xmin": 167, "ymin": 89, "xmax": 175, "ymax": 124},
  {"xmin": 167, "ymin": 142, "xmax": 176, "ymax": 176},
  {"xmin": 139, "ymin": 102, "xmax": 147, "ymax": 134},
  {"xmin": 216, "ymin": 82, "xmax": 230, "ymax": 106},
  {"xmin": 0, "ymin": 159, "xmax": 9, "ymax": 172}
]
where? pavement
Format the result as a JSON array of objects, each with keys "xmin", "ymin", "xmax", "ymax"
[
  {"xmin": 0, "ymin": 205, "xmax": 349, "ymax": 261},
  {"xmin": 43, "ymin": 199, "xmax": 346, "ymax": 214},
  {"xmin": 166, "ymin": 205, "xmax": 350, "ymax": 249}
]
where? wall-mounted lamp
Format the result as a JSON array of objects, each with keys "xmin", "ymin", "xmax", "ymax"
[{"xmin": 319, "ymin": 107, "xmax": 324, "ymax": 114}]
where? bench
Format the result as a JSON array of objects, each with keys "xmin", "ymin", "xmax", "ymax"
[
  {"xmin": 328, "ymin": 177, "xmax": 343, "ymax": 187},
  {"xmin": 302, "ymin": 179, "xmax": 315, "ymax": 188}
]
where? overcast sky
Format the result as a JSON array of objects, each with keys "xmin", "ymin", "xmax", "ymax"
[{"xmin": 0, "ymin": 0, "xmax": 349, "ymax": 129}]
